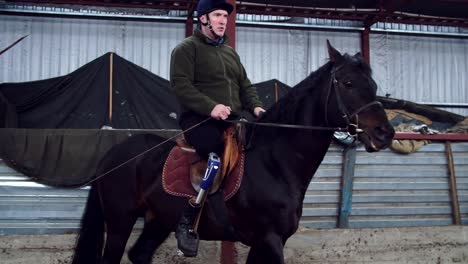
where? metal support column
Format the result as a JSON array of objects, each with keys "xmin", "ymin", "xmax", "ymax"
[
  {"xmin": 361, "ymin": 26, "xmax": 370, "ymax": 64},
  {"xmin": 445, "ymin": 142, "xmax": 461, "ymax": 225},
  {"xmin": 338, "ymin": 146, "xmax": 357, "ymax": 228}
]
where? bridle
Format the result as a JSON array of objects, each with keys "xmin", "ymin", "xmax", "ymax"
[
  {"xmin": 225, "ymin": 63, "xmax": 383, "ymax": 137},
  {"xmin": 325, "ymin": 64, "xmax": 383, "ymax": 136}
]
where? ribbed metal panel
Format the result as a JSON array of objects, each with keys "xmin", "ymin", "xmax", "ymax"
[
  {"xmin": 236, "ymin": 26, "xmax": 361, "ymax": 87},
  {"xmin": 1, "ymin": 143, "xmax": 467, "ymax": 234},
  {"xmin": 0, "ymin": 15, "xmax": 184, "ymax": 83},
  {"xmin": 0, "ymin": 160, "xmax": 87, "ymax": 234},
  {"xmin": 373, "ymin": 22, "xmax": 466, "ymax": 34},
  {"xmin": 370, "ymin": 33, "xmax": 468, "ymax": 116},
  {"xmin": 350, "ymin": 143, "xmax": 468, "ymax": 228},
  {"xmin": 2, "ymin": 14, "xmax": 466, "ymax": 115},
  {"xmin": 301, "ymin": 145, "xmax": 343, "ymax": 229}
]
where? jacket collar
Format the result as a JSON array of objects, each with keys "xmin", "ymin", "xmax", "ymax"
[{"xmin": 194, "ymin": 28, "xmax": 230, "ymax": 46}]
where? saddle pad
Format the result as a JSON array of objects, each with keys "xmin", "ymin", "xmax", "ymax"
[{"xmin": 162, "ymin": 146, "xmax": 244, "ymax": 201}]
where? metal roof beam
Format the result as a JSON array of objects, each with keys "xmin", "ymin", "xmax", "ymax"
[{"xmin": 364, "ymin": 0, "xmax": 414, "ymax": 27}]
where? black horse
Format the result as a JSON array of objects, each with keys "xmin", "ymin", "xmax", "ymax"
[{"xmin": 72, "ymin": 42, "xmax": 394, "ymax": 264}]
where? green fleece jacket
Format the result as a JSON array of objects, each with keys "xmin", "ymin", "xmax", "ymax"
[{"xmin": 170, "ymin": 29, "xmax": 263, "ymax": 116}]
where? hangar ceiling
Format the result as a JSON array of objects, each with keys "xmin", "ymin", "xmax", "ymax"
[{"xmin": 4, "ymin": 0, "xmax": 468, "ymax": 28}]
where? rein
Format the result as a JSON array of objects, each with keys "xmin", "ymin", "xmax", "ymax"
[
  {"xmin": 224, "ymin": 118, "xmax": 352, "ymax": 133},
  {"xmin": 226, "ymin": 65, "xmax": 382, "ymax": 136},
  {"xmin": 84, "ymin": 65, "xmax": 383, "ymax": 185}
]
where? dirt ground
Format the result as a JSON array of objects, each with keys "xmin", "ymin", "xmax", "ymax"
[{"xmin": 1, "ymin": 226, "xmax": 467, "ymax": 264}]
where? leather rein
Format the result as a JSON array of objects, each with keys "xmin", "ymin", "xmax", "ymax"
[
  {"xmin": 226, "ymin": 65, "xmax": 382, "ymax": 137},
  {"xmin": 83, "ymin": 66, "xmax": 382, "ymax": 186}
]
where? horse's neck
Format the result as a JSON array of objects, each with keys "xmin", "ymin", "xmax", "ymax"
[
  {"xmin": 249, "ymin": 73, "xmax": 335, "ymax": 192},
  {"xmin": 269, "ymin": 125, "xmax": 334, "ymax": 188}
]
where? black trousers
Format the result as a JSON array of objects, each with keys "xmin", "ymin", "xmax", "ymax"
[{"xmin": 179, "ymin": 112, "xmax": 231, "ymax": 158}]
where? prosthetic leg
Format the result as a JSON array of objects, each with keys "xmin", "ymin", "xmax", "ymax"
[{"xmin": 176, "ymin": 152, "xmax": 221, "ymax": 257}]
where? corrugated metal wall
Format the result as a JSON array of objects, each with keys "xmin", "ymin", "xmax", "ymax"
[
  {"xmin": 1, "ymin": 14, "xmax": 467, "ymax": 116},
  {"xmin": 0, "ymin": 160, "xmax": 87, "ymax": 234},
  {"xmin": 1, "ymin": 14, "xmax": 467, "ymax": 234},
  {"xmin": 302, "ymin": 142, "xmax": 468, "ymax": 229},
  {"xmin": 371, "ymin": 33, "xmax": 468, "ymax": 115},
  {"xmin": 236, "ymin": 26, "xmax": 361, "ymax": 86},
  {"xmin": 351, "ymin": 143, "xmax": 468, "ymax": 227},
  {"xmin": 1, "ymin": 15, "xmax": 183, "ymax": 82},
  {"xmin": 2, "ymin": 142, "xmax": 467, "ymax": 234}
]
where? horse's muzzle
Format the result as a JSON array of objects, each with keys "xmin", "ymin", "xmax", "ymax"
[{"xmin": 360, "ymin": 123, "xmax": 395, "ymax": 152}]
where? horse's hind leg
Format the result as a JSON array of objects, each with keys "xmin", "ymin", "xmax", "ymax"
[
  {"xmin": 246, "ymin": 233, "xmax": 285, "ymax": 264},
  {"xmin": 128, "ymin": 218, "xmax": 171, "ymax": 264},
  {"xmin": 102, "ymin": 216, "xmax": 138, "ymax": 264}
]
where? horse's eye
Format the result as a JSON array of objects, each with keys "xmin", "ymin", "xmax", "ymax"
[{"xmin": 343, "ymin": 81, "xmax": 352, "ymax": 88}]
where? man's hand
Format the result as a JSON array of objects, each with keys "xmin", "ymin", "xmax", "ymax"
[
  {"xmin": 211, "ymin": 104, "xmax": 232, "ymax": 120},
  {"xmin": 253, "ymin": 107, "xmax": 266, "ymax": 118}
]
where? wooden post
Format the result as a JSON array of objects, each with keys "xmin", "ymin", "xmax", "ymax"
[
  {"xmin": 445, "ymin": 142, "xmax": 461, "ymax": 225},
  {"xmin": 338, "ymin": 146, "xmax": 356, "ymax": 228},
  {"xmin": 274, "ymin": 81, "xmax": 279, "ymax": 102},
  {"xmin": 108, "ymin": 53, "xmax": 113, "ymax": 125}
]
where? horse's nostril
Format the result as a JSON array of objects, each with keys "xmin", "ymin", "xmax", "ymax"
[{"xmin": 375, "ymin": 124, "xmax": 395, "ymax": 141}]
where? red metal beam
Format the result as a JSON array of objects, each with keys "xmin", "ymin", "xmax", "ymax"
[
  {"xmin": 364, "ymin": 0, "xmax": 415, "ymax": 27},
  {"xmin": 361, "ymin": 27, "xmax": 370, "ymax": 64},
  {"xmin": 5, "ymin": 0, "xmax": 197, "ymax": 10},
  {"xmin": 185, "ymin": 3, "xmax": 195, "ymax": 37},
  {"xmin": 226, "ymin": 0, "xmax": 236, "ymax": 49},
  {"xmin": 394, "ymin": 133, "xmax": 468, "ymax": 141},
  {"xmin": 6, "ymin": 0, "xmax": 468, "ymax": 28}
]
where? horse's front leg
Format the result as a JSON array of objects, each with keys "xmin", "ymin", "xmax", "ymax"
[{"xmin": 246, "ymin": 232, "xmax": 285, "ymax": 264}]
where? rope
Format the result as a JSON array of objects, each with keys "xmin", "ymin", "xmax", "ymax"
[{"xmin": 78, "ymin": 117, "xmax": 211, "ymax": 187}]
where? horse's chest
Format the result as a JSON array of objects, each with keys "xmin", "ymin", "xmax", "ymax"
[{"xmin": 230, "ymin": 196, "xmax": 301, "ymax": 239}]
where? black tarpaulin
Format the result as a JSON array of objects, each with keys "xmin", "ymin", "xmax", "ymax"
[
  {"xmin": 0, "ymin": 53, "xmax": 294, "ymax": 187},
  {"xmin": 0, "ymin": 128, "xmax": 179, "ymax": 187},
  {"xmin": 0, "ymin": 53, "xmax": 182, "ymax": 187},
  {"xmin": 254, "ymin": 79, "xmax": 290, "ymax": 110},
  {"xmin": 0, "ymin": 52, "xmax": 180, "ymax": 129},
  {"xmin": 0, "ymin": 51, "xmax": 464, "ymax": 187}
]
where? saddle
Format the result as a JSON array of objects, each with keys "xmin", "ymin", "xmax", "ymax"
[{"xmin": 162, "ymin": 126, "xmax": 245, "ymax": 201}]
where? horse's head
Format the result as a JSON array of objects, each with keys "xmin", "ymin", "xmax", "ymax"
[{"xmin": 325, "ymin": 40, "xmax": 394, "ymax": 152}]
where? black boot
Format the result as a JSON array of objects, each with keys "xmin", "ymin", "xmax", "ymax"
[{"xmin": 175, "ymin": 200, "xmax": 201, "ymax": 257}]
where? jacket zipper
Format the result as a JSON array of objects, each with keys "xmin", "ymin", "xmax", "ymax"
[{"xmin": 216, "ymin": 47, "xmax": 233, "ymax": 108}]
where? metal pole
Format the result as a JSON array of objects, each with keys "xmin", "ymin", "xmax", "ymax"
[
  {"xmin": 361, "ymin": 26, "xmax": 370, "ymax": 64},
  {"xmin": 338, "ymin": 146, "xmax": 356, "ymax": 228},
  {"xmin": 445, "ymin": 142, "xmax": 461, "ymax": 225}
]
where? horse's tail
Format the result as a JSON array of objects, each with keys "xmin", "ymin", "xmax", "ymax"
[{"xmin": 71, "ymin": 184, "xmax": 104, "ymax": 264}]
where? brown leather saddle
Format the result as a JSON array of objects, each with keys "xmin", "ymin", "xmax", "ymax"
[{"xmin": 162, "ymin": 126, "xmax": 244, "ymax": 201}]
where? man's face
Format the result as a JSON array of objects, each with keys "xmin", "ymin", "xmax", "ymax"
[{"xmin": 201, "ymin": 9, "xmax": 228, "ymax": 38}]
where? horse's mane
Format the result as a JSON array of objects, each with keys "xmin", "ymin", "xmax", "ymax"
[
  {"xmin": 346, "ymin": 53, "xmax": 372, "ymax": 76},
  {"xmin": 258, "ymin": 53, "xmax": 371, "ymax": 124},
  {"xmin": 258, "ymin": 61, "xmax": 334, "ymax": 124}
]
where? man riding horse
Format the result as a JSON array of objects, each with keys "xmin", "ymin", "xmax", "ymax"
[{"xmin": 170, "ymin": 0, "xmax": 266, "ymax": 257}]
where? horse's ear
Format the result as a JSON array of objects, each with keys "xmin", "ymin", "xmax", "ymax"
[
  {"xmin": 327, "ymin": 40, "xmax": 343, "ymax": 63},
  {"xmin": 354, "ymin": 52, "xmax": 362, "ymax": 58}
]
